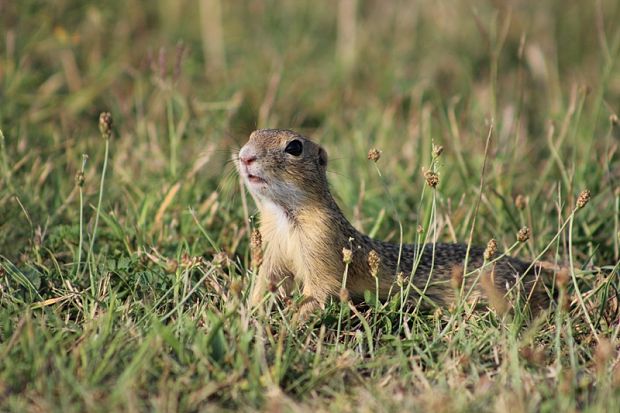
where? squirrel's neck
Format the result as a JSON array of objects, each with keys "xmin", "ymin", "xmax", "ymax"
[{"xmin": 258, "ymin": 191, "xmax": 362, "ymax": 242}]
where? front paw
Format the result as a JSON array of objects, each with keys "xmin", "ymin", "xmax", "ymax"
[{"xmin": 292, "ymin": 296, "xmax": 322, "ymax": 326}]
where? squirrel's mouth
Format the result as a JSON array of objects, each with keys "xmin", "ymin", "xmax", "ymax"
[{"xmin": 246, "ymin": 173, "xmax": 267, "ymax": 185}]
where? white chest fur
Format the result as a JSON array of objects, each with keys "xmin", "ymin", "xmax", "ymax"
[
  {"xmin": 260, "ymin": 200, "xmax": 311, "ymax": 282},
  {"xmin": 262, "ymin": 200, "xmax": 291, "ymax": 236}
]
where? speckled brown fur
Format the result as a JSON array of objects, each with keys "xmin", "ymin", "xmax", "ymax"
[{"xmin": 236, "ymin": 129, "xmax": 549, "ymax": 320}]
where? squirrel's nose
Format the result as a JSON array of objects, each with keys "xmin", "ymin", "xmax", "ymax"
[{"xmin": 239, "ymin": 148, "xmax": 257, "ymax": 166}]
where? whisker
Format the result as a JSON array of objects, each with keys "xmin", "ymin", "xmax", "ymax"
[
  {"xmin": 325, "ymin": 156, "xmax": 355, "ymax": 163},
  {"xmin": 326, "ymin": 169, "xmax": 354, "ymax": 183},
  {"xmin": 217, "ymin": 165, "xmax": 241, "ymax": 199}
]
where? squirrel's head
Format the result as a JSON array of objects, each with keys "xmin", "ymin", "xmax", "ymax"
[{"xmin": 237, "ymin": 129, "xmax": 329, "ymax": 210}]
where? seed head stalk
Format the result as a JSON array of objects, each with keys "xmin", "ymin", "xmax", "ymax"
[
  {"xmin": 75, "ymin": 155, "xmax": 88, "ymax": 276},
  {"xmin": 86, "ymin": 113, "xmax": 113, "ymax": 300}
]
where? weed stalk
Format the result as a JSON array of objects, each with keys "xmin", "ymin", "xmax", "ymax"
[{"xmin": 86, "ymin": 112, "xmax": 113, "ymax": 300}]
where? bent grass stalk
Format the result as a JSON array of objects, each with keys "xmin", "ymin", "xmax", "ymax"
[
  {"xmin": 370, "ymin": 162, "xmax": 404, "ymax": 273},
  {"xmin": 0, "ymin": 129, "xmax": 14, "ymax": 193},
  {"xmin": 568, "ymin": 209, "xmax": 599, "ymax": 341},
  {"xmin": 412, "ymin": 180, "xmax": 439, "ymax": 316},
  {"xmin": 336, "ymin": 248, "xmax": 351, "ymax": 350},
  {"xmin": 430, "ymin": 125, "xmax": 493, "ymax": 344},
  {"xmin": 368, "ymin": 158, "xmax": 414, "ymax": 329},
  {"xmin": 167, "ymin": 97, "xmax": 178, "ymax": 177}
]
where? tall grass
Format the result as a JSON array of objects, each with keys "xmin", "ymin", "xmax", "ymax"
[{"xmin": 0, "ymin": 0, "xmax": 619, "ymax": 411}]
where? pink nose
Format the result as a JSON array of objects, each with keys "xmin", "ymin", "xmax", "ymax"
[{"xmin": 239, "ymin": 149, "xmax": 257, "ymax": 166}]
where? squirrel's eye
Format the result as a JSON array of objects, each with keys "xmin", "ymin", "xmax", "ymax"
[{"xmin": 284, "ymin": 139, "xmax": 303, "ymax": 156}]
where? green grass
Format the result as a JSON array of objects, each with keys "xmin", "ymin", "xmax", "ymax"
[{"xmin": 1, "ymin": 0, "xmax": 620, "ymax": 411}]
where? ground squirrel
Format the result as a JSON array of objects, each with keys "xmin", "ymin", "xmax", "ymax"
[{"xmin": 237, "ymin": 129, "xmax": 549, "ymax": 320}]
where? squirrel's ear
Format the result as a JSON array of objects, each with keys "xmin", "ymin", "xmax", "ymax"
[{"xmin": 318, "ymin": 146, "xmax": 328, "ymax": 168}]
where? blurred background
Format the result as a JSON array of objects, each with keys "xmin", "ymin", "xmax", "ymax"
[{"xmin": 0, "ymin": 0, "xmax": 619, "ymax": 262}]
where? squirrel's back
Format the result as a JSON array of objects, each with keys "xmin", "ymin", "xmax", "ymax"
[{"xmin": 345, "ymin": 238, "xmax": 548, "ymax": 312}]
